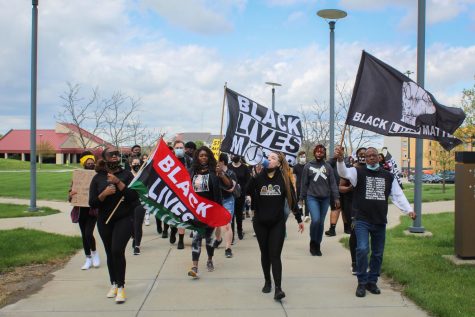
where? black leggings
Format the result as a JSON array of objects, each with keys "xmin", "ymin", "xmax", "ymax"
[
  {"xmin": 97, "ymin": 216, "xmax": 132, "ymax": 287},
  {"xmin": 132, "ymin": 205, "xmax": 146, "ymax": 247},
  {"xmin": 78, "ymin": 207, "xmax": 97, "ymax": 256},
  {"xmin": 253, "ymin": 217, "xmax": 286, "ymax": 288},
  {"xmin": 191, "ymin": 227, "xmax": 215, "ymax": 262},
  {"xmin": 232, "ymin": 195, "xmax": 245, "ymax": 236}
]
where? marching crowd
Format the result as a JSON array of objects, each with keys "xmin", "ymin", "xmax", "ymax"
[{"xmin": 68, "ymin": 141, "xmax": 415, "ymax": 304}]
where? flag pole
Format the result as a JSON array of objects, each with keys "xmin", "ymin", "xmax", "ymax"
[
  {"xmin": 339, "ymin": 123, "xmax": 347, "ymax": 148},
  {"xmin": 218, "ymin": 82, "xmax": 228, "ymax": 156}
]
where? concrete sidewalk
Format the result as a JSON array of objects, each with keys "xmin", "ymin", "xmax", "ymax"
[{"xmin": 0, "ymin": 198, "xmax": 454, "ymax": 317}]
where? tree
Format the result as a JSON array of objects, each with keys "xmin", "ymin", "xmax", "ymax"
[
  {"xmin": 126, "ymin": 118, "xmax": 167, "ymax": 154},
  {"xmin": 37, "ymin": 139, "xmax": 55, "ymax": 165},
  {"xmin": 461, "ymin": 78, "xmax": 475, "ymax": 127}
]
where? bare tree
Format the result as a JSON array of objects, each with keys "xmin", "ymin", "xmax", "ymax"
[
  {"xmin": 57, "ymin": 83, "xmax": 108, "ymax": 149},
  {"xmin": 127, "ymin": 117, "xmax": 167, "ymax": 154}
]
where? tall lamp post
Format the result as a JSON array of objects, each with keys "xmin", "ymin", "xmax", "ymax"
[
  {"xmin": 404, "ymin": 70, "xmax": 414, "ymax": 179},
  {"xmin": 265, "ymin": 82, "xmax": 281, "ymax": 111},
  {"xmin": 317, "ymin": 9, "xmax": 347, "ymax": 155}
]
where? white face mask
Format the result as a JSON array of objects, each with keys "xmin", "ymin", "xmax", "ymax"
[
  {"xmin": 299, "ymin": 156, "xmax": 306, "ymax": 164},
  {"xmin": 174, "ymin": 148, "xmax": 185, "ymax": 158}
]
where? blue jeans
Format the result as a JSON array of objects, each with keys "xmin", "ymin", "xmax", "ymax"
[
  {"xmin": 354, "ymin": 220, "xmax": 386, "ymax": 285},
  {"xmin": 306, "ymin": 196, "xmax": 330, "ymax": 244},
  {"xmin": 222, "ymin": 196, "xmax": 235, "ymax": 224}
]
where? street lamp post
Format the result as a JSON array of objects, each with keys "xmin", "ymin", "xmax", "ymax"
[
  {"xmin": 265, "ymin": 82, "xmax": 281, "ymax": 111},
  {"xmin": 404, "ymin": 70, "xmax": 414, "ymax": 180},
  {"xmin": 317, "ymin": 9, "xmax": 347, "ymax": 155}
]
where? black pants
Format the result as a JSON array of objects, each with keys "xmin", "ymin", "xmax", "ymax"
[
  {"xmin": 349, "ymin": 225, "xmax": 357, "ymax": 265},
  {"xmin": 132, "ymin": 205, "xmax": 146, "ymax": 247},
  {"xmin": 97, "ymin": 216, "xmax": 132, "ymax": 287},
  {"xmin": 78, "ymin": 207, "xmax": 97, "ymax": 256},
  {"xmin": 232, "ymin": 195, "xmax": 245, "ymax": 236},
  {"xmin": 253, "ymin": 217, "xmax": 286, "ymax": 288}
]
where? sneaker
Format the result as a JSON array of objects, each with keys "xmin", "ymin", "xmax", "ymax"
[
  {"xmin": 106, "ymin": 284, "xmax": 118, "ymax": 298},
  {"xmin": 309, "ymin": 241, "xmax": 317, "ymax": 256},
  {"xmin": 212, "ymin": 239, "xmax": 223, "ymax": 249},
  {"xmin": 144, "ymin": 213, "xmax": 150, "ymax": 226},
  {"xmin": 81, "ymin": 257, "xmax": 92, "ymax": 270},
  {"xmin": 115, "ymin": 287, "xmax": 126, "ymax": 303},
  {"xmin": 188, "ymin": 266, "xmax": 199, "ymax": 279},
  {"xmin": 206, "ymin": 260, "xmax": 215, "ymax": 272},
  {"xmin": 177, "ymin": 240, "xmax": 185, "ymax": 250},
  {"xmin": 162, "ymin": 231, "xmax": 168, "ymax": 239},
  {"xmin": 225, "ymin": 248, "xmax": 233, "ymax": 258},
  {"xmin": 351, "ymin": 263, "xmax": 357, "ymax": 275},
  {"xmin": 304, "ymin": 216, "xmax": 310, "ymax": 223},
  {"xmin": 325, "ymin": 227, "xmax": 336, "ymax": 237},
  {"xmin": 92, "ymin": 251, "xmax": 100, "ymax": 268},
  {"xmin": 134, "ymin": 246, "xmax": 141, "ymax": 255},
  {"xmin": 274, "ymin": 287, "xmax": 286, "ymax": 301},
  {"xmin": 365, "ymin": 283, "xmax": 381, "ymax": 294},
  {"xmin": 355, "ymin": 284, "xmax": 366, "ymax": 297},
  {"xmin": 262, "ymin": 280, "xmax": 271, "ymax": 293}
]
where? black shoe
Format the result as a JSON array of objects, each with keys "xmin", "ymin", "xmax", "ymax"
[
  {"xmin": 274, "ymin": 287, "xmax": 286, "ymax": 300},
  {"xmin": 325, "ymin": 227, "xmax": 336, "ymax": 237},
  {"xmin": 356, "ymin": 284, "xmax": 366, "ymax": 297},
  {"xmin": 309, "ymin": 241, "xmax": 317, "ymax": 256},
  {"xmin": 351, "ymin": 263, "xmax": 357, "ymax": 275},
  {"xmin": 262, "ymin": 280, "xmax": 271, "ymax": 293},
  {"xmin": 365, "ymin": 283, "xmax": 381, "ymax": 294},
  {"xmin": 315, "ymin": 243, "xmax": 322, "ymax": 256},
  {"xmin": 162, "ymin": 231, "xmax": 168, "ymax": 239},
  {"xmin": 225, "ymin": 248, "xmax": 233, "ymax": 258},
  {"xmin": 238, "ymin": 231, "xmax": 244, "ymax": 240},
  {"xmin": 177, "ymin": 240, "xmax": 184, "ymax": 249},
  {"xmin": 213, "ymin": 239, "xmax": 222, "ymax": 249},
  {"xmin": 170, "ymin": 228, "xmax": 177, "ymax": 244},
  {"xmin": 133, "ymin": 246, "xmax": 140, "ymax": 255}
]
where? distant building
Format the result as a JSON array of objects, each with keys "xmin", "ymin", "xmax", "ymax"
[{"xmin": 0, "ymin": 122, "xmax": 113, "ymax": 164}]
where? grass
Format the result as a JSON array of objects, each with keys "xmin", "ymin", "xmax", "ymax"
[
  {"xmin": 342, "ymin": 213, "xmax": 475, "ymax": 317},
  {"xmin": 0, "ymin": 158, "xmax": 78, "ymax": 170},
  {"xmin": 0, "ymin": 228, "xmax": 82, "ymax": 273},
  {"xmin": 400, "ymin": 183, "xmax": 455, "ymax": 203},
  {"xmin": 0, "ymin": 203, "xmax": 60, "ymax": 218},
  {"xmin": 0, "ymin": 171, "xmax": 72, "ymax": 201}
]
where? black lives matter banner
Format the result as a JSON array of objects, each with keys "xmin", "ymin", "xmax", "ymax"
[
  {"xmin": 346, "ymin": 51, "xmax": 466, "ymax": 151},
  {"xmin": 382, "ymin": 148, "xmax": 403, "ymax": 189},
  {"xmin": 221, "ymin": 88, "xmax": 302, "ymax": 165}
]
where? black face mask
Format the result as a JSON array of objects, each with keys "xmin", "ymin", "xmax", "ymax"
[
  {"xmin": 232, "ymin": 156, "xmax": 240, "ymax": 163},
  {"xmin": 84, "ymin": 164, "xmax": 95, "ymax": 170},
  {"xmin": 132, "ymin": 165, "xmax": 140, "ymax": 172},
  {"xmin": 106, "ymin": 161, "xmax": 121, "ymax": 171}
]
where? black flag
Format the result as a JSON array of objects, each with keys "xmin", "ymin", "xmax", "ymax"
[
  {"xmin": 221, "ymin": 88, "xmax": 302, "ymax": 165},
  {"xmin": 346, "ymin": 51, "xmax": 466, "ymax": 151}
]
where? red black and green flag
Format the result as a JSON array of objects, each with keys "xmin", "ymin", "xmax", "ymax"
[{"xmin": 129, "ymin": 139, "xmax": 231, "ymax": 234}]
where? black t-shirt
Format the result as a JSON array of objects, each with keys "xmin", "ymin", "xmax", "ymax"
[
  {"xmin": 292, "ymin": 163, "xmax": 305, "ymax": 193},
  {"xmin": 229, "ymin": 163, "xmax": 250, "ymax": 197},
  {"xmin": 190, "ymin": 169, "xmax": 222, "ymax": 205},
  {"xmin": 247, "ymin": 171, "xmax": 286, "ymax": 224},
  {"xmin": 352, "ymin": 167, "xmax": 394, "ymax": 224}
]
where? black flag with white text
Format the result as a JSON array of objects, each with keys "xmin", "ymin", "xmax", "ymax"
[
  {"xmin": 221, "ymin": 88, "xmax": 303, "ymax": 165},
  {"xmin": 346, "ymin": 51, "xmax": 466, "ymax": 151}
]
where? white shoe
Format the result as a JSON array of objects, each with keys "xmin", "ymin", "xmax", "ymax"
[
  {"xmin": 81, "ymin": 257, "xmax": 92, "ymax": 270},
  {"xmin": 115, "ymin": 287, "xmax": 126, "ymax": 303},
  {"xmin": 91, "ymin": 251, "xmax": 100, "ymax": 268},
  {"xmin": 304, "ymin": 216, "xmax": 310, "ymax": 223},
  {"xmin": 144, "ymin": 213, "xmax": 150, "ymax": 226},
  {"xmin": 106, "ymin": 284, "xmax": 118, "ymax": 298}
]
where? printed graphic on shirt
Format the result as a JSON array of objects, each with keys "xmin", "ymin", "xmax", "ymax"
[
  {"xmin": 365, "ymin": 176, "xmax": 386, "ymax": 201},
  {"xmin": 309, "ymin": 165, "xmax": 327, "ymax": 181},
  {"xmin": 192, "ymin": 174, "xmax": 210, "ymax": 193},
  {"xmin": 260, "ymin": 184, "xmax": 281, "ymax": 196}
]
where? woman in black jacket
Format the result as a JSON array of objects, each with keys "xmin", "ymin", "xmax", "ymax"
[
  {"xmin": 89, "ymin": 147, "xmax": 139, "ymax": 304},
  {"xmin": 247, "ymin": 151, "xmax": 304, "ymax": 301}
]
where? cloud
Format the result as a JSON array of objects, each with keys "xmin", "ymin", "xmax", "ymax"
[
  {"xmin": 266, "ymin": 0, "xmax": 317, "ymax": 6},
  {"xmin": 140, "ymin": 0, "xmax": 246, "ymax": 35},
  {"xmin": 286, "ymin": 11, "xmax": 306, "ymax": 24}
]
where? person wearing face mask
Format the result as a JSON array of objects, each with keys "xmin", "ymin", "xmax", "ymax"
[
  {"xmin": 68, "ymin": 151, "xmax": 100, "ymax": 270},
  {"xmin": 130, "ymin": 157, "xmax": 146, "ymax": 255},
  {"xmin": 89, "ymin": 147, "xmax": 140, "ymax": 303},
  {"xmin": 228, "ymin": 155, "xmax": 250, "ymax": 241},
  {"xmin": 246, "ymin": 151, "xmax": 304, "ymax": 301},
  {"xmin": 292, "ymin": 151, "xmax": 309, "ymax": 222},
  {"xmin": 299, "ymin": 144, "xmax": 340, "ymax": 256},
  {"xmin": 335, "ymin": 146, "xmax": 416, "ymax": 298}
]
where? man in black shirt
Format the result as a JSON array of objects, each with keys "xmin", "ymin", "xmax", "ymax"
[
  {"xmin": 228, "ymin": 155, "xmax": 250, "ymax": 240},
  {"xmin": 292, "ymin": 151, "xmax": 309, "ymax": 222}
]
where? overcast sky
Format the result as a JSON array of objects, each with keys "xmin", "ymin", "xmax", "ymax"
[{"xmin": 1, "ymin": 0, "xmax": 474, "ymax": 140}]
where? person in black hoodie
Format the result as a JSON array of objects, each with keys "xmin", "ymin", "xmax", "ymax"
[
  {"xmin": 247, "ymin": 151, "xmax": 304, "ymax": 301},
  {"xmin": 299, "ymin": 144, "xmax": 340, "ymax": 256},
  {"xmin": 89, "ymin": 147, "xmax": 139, "ymax": 303}
]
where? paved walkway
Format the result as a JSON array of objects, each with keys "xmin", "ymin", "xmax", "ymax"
[{"xmin": 0, "ymin": 198, "xmax": 454, "ymax": 317}]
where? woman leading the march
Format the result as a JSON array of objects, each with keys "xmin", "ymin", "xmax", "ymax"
[
  {"xmin": 246, "ymin": 151, "xmax": 304, "ymax": 301},
  {"xmin": 89, "ymin": 147, "xmax": 139, "ymax": 303}
]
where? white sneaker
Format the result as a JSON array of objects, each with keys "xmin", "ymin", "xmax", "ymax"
[
  {"xmin": 304, "ymin": 216, "xmax": 310, "ymax": 223},
  {"xmin": 81, "ymin": 257, "xmax": 92, "ymax": 270},
  {"xmin": 92, "ymin": 251, "xmax": 100, "ymax": 268},
  {"xmin": 144, "ymin": 213, "xmax": 150, "ymax": 226},
  {"xmin": 106, "ymin": 284, "xmax": 118, "ymax": 298},
  {"xmin": 115, "ymin": 287, "xmax": 126, "ymax": 303}
]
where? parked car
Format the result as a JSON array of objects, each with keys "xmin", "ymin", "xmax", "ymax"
[
  {"xmin": 437, "ymin": 171, "xmax": 455, "ymax": 184},
  {"xmin": 430, "ymin": 175, "xmax": 443, "ymax": 183}
]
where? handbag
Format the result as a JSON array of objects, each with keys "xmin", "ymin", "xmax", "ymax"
[
  {"xmin": 70, "ymin": 206, "xmax": 80, "ymax": 223},
  {"xmin": 232, "ymin": 182, "xmax": 242, "ymax": 198}
]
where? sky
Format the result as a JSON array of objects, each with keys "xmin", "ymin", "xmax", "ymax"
[{"xmin": 1, "ymin": 0, "xmax": 474, "ymax": 141}]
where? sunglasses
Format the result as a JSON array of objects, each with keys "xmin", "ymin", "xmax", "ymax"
[{"xmin": 106, "ymin": 151, "xmax": 120, "ymax": 157}]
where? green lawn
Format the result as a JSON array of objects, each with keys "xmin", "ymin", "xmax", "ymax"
[
  {"xmin": 401, "ymin": 183, "xmax": 455, "ymax": 203},
  {"xmin": 0, "ymin": 203, "xmax": 60, "ymax": 218},
  {"xmin": 0, "ymin": 171, "xmax": 72, "ymax": 201},
  {"xmin": 381, "ymin": 213, "xmax": 474, "ymax": 317},
  {"xmin": 0, "ymin": 158, "xmax": 78, "ymax": 170},
  {"xmin": 0, "ymin": 228, "xmax": 82, "ymax": 273}
]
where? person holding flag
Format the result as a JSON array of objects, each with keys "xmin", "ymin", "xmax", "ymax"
[{"xmin": 246, "ymin": 151, "xmax": 304, "ymax": 301}]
